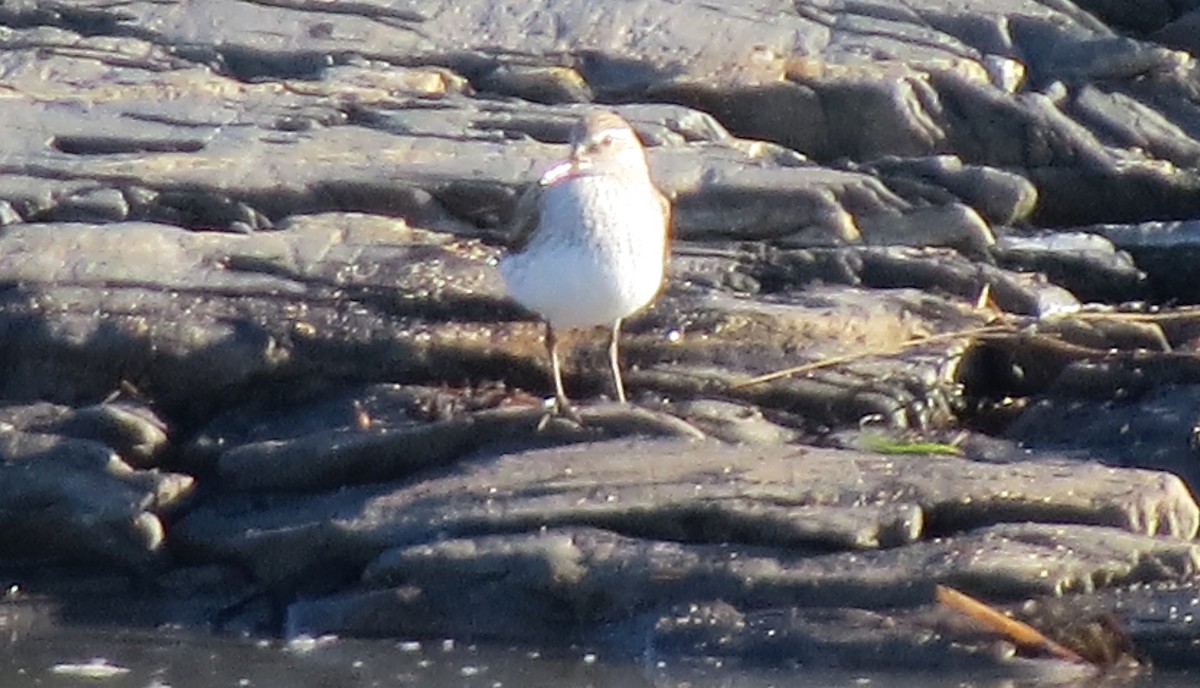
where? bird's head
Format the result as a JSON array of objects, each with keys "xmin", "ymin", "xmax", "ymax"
[{"xmin": 568, "ymin": 111, "xmax": 650, "ymax": 174}]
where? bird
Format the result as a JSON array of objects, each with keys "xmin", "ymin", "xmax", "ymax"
[{"xmin": 499, "ymin": 110, "xmax": 671, "ymax": 417}]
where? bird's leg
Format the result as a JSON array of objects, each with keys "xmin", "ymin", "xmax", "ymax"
[
  {"xmin": 608, "ymin": 318, "xmax": 627, "ymax": 403},
  {"xmin": 545, "ymin": 321, "xmax": 579, "ymax": 419}
]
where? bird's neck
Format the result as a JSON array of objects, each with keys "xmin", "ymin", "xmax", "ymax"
[{"xmin": 573, "ymin": 156, "xmax": 652, "ymax": 182}]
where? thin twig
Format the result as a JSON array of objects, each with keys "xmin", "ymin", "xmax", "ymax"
[
  {"xmin": 936, "ymin": 585, "xmax": 1087, "ymax": 664},
  {"xmin": 730, "ymin": 323, "xmax": 1015, "ymax": 389},
  {"xmin": 1070, "ymin": 306, "xmax": 1200, "ymax": 323}
]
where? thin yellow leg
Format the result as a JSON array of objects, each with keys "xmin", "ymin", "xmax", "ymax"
[
  {"xmin": 546, "ymin": 322, "xmax": 573, "ymax": 413},
  {"xmin": 608, "ymin": 318, "xmax": 627, "ymax": 403}
]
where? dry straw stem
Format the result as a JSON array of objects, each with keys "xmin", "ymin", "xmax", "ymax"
[
  {"xmin": 935, "ymin": 585, "xmax": 1087, "ymax": 664},
  {"xmin": 732, "ymin": 304, "xmax": 1200, "ymax": 391},
  {"xmin": 730, "ymin": 322, "xmax": 1015, "ymax": 389},
  {"xmin": 1071, "ymin": 305, "xmax": 1200, "ymax": 324}
]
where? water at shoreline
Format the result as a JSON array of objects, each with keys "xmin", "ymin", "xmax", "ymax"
[{"xmin": 2, "ymin": 624, "xmax": 1196, "ymax": 688}]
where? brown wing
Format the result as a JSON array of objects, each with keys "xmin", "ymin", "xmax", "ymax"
[{"xmin": 507, "ymin": 181, "xmax": 543, "ymax": 252}]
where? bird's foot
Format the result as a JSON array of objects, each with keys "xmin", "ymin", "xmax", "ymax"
[
  {"xmin": 535, "ymin": 395, "xmax": 585, "ymax": 431},
  {"xmin": 552, "ymin": 392, "xmax": 584, "ymax": 423}
]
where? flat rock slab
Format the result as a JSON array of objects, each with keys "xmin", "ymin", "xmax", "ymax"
[
  {"xmin": 5, "ymin": 0, "xmax": 1200, "ymax": 673},
  {"xmin": 1005, "ymin": 384, "xmax": 1200, "ymax": 495},
  {"xmin": 286, "ymin": 520, "xmax": 1198, "ymax": 653},
  {"xmin": 641, "ymin": 579, "xmax": 1200, "ymax": 671},
  {"xmin": 177, "ymin": 439, "xmax": 1199, "ymax": 645},
  {"xmin": 1, "ymin": 0, "xmax": 1195, "ymax": 233},
  {"xmin": 0, "ymin": 421, "xmax": 193, "ymax": 569},
  {"xmin": 352, "ymin": 439, "xmax": 1198, "ymax": 546},
  {"xmin": 214, "ymin": 404, "xmax": 706, "ymax": 493},
  {"xmin": 0, "ymin": 218, "xmax": 997, "ymax": 430}
]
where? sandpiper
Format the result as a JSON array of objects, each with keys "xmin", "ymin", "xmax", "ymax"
[{"xmin": 500, "ymin": 110, "xmax": 671, "ymax": 415}]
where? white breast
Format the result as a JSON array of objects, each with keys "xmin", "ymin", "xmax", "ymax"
[{"xmin": 500, "ymin": 173, "xmax": 667, "ymax": 329}]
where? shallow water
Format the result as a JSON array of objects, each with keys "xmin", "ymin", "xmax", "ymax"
[{"xmin": 1, "ymin": 626, "xmax": 1196, "ymax": 688}]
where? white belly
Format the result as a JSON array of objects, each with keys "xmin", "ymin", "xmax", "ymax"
[{"xmin": 500, "ymin": 174, "xmax": 667, "ymax": 329}]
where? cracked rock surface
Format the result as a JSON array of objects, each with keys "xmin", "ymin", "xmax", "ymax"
[{"xmin": 4, "ymin": 0, "xmax": 1200, "ymax": 674}]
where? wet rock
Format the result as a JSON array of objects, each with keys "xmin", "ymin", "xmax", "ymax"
[
  {"xmin": 668, "ymin": 399, "xmax": 799, "ymax": 445},
  {"xmin": 0, "ymin": 400, "xmax": 171, "ymax": 469},
  {"xmin": 957, "ymin": 312, "xmax": 1180, "ymax": 408},
  {"xmin": 1154, "ymin": 10, "xmax": 1200, "ymax": 55},
  {"xmin": 214, "ymin": 403, "xmax": 704, "ymax": 494},
  {"xmin": 852, "ymin": 246, "xmax": 1080, "ymax": 317},
  {"xmin": 1074, "ymin": 0, "xmax": 1179, "ymax": 35},
  {"xmin": 0, "ymin": 218, "xmax": 1001, "ymax": 432},
  {"xmin": 1004, "ymin": 385, "xmax": 1200, "ymax": 492},
  {"xmin": 1019, "ymin": 31, "xmax": 1187, "ymax": 85},
  {"xmin": 49, "ymin": 188, "xmax": 130, "ymax": 223},
  {"xmin": 476, "ymin": 65, "xmax": 593, "ymax": 104},
  {"xmin": 286, "ymin": 520, "xmax": 1198, "ymax": 643},
  {"xmin": 865, "ymin": 155, "xmax": 1039, "ymax": 227},
  {"xmin": 1087, "ymin": 221, "xmax": 1200, "ymax": 301},
  {"xmin": 0, "ymin": 200, "xmax": 21, "ymax": 226},
  {"xmin": 0, "ymin": 0, "xmax": 1196, "ymax": 231},
  {"xmin": 176, "ymin": 439, "xmax": 1198, "ymax": 593},
  {"xmin": 0, "ymin": 402, "xmax": 170, "ymax": 469},
  {"xmin": 858, "ymin": 203, "xmax": 995, "ymax": 258},
  {"xmin": 1071, "ymin": 86, "xmax": 1200, "ymax": 167},
  {"xmin": 0, "ymin": 429, "xmax": 193, "ymax": 568},
  {"xmin": 217, "ymin": 418, "xmax": 484, "ymax": 493},
  {"xmin": 3, "ymin": 0, "xmax": 1200, "ymax": 669},
  {"xmin": 994, "ymin": 230, "xmax": 1146, "ymax": 303},
  {"xmin": 1044, "ymin": 581, "xmax": 1200, "ymax": 670},
  {"xmin": 643, "ymin": 600, "xmax": 1104, "ymax": 678}
]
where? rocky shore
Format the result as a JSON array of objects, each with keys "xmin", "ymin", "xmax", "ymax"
[{"xmin": 3, "ymin": 0, "xmax": 1200, "ymax": 678}]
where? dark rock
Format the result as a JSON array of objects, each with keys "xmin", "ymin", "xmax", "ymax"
[
  {"xmin": 1071, "ymin": 85, "xmax": 1200, "ymax": 168},
  {"xmin": 285, "ymin": 520, "xmax": 1197, "ymax": 645},
  {"xmin": 994, "ymin": 230, "xmax": 1146, "ymax": 303},
  {"xmin": 48, "ymin": 188, "xmax": 130, "ymax": 222},
  {"xmin": 0, "ymin": 200, "xmax": 23, "ymax": 226},
  {"xmin": 1004, "ymin": 384, "xmax": 1200, "ymax": 492},
  {"xmin": 1073, "ymin": 0, "xmax": 1180, "ymax": 34},
  {"xmin": 1153, "ymin": 9, "xmax": 1200, "ymax": 55},
  {"xmin": 668, "ymin": 399, "xmax": 799, "ymax": 445},
  {"xmin": 0, "ymin": 217, "xmax": 1003, "ymax": 433},
  {"xmin": 0, "ymin": 401, "xmax": 169, "ymax": 469},
  {"xmin": 0, "ymin": 429, "xmax": 193, "ymax": 568},
  {"xmin": 866, "ymin": 156, "xmax": 1039, "ymax": 227},
  {"xmin": 1088, "ymin": 221, "xmax": 1200, "ymax": 301},
  {"xmin": 476, "ymin": 65, "xmax": 593, "ymax": 103},
  {"xmin": 4, "ymin": 0, "xmax": 1200, "ymax": 668},
  {"xmin": 176, "ymin": 439, "xmax": 1198, "ymax": 593},
  {"xmin": 858, "ymin": 203, "xmax": 995, "ymax": 258},
  {"xmin": 213, "ymin": 401, "xmax": 703, "ymax": 494}
]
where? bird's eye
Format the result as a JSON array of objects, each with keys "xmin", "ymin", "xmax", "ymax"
[{"xmin": 597, "ymin": 133, "xmax": 615, "ymax": 147}]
